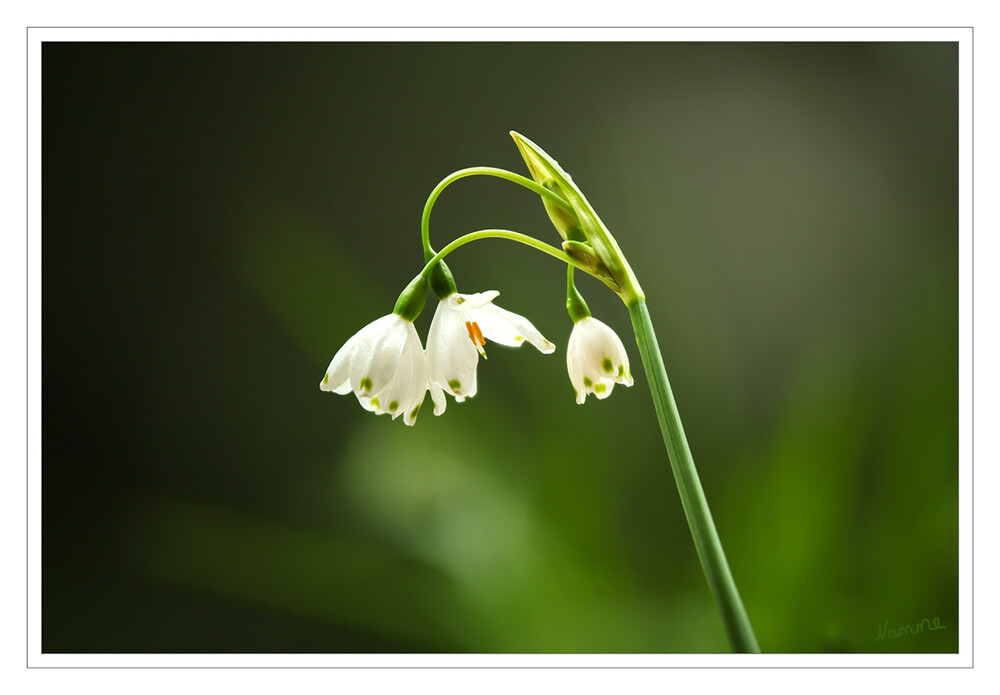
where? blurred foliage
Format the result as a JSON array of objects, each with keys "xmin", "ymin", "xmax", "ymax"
[{"xmin": 42, "ymin": 41, "xmax": 957, "ymax": 653}]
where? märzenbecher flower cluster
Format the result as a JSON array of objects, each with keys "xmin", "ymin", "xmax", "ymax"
[
  {"xmin": 320, "ymin": 132, "xmax": 636, "ymax": 424},
  {"xmin": 316, "ymin": 132, "xmax": 762, "ymax": 654}
]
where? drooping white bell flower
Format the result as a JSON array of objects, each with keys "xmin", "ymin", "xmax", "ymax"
[
  {"xmin": 320, "ymin": 314, "xmax": 429, "ymax": 425},
  {"xmin": 566, "ymin": 316, "xmax": 633, "ymax": 404},
  {"xmin": 426, "ymin": 290, "xmax": 556, "ymax": 412}
]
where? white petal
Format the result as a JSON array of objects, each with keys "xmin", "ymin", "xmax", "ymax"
[
  {"xmin": 374, "ymin": 356, "xmax": 414, "ymax": 419},
  {"xmin": 578, "ymin": 320, "xmax": 612, "ymax": 370},
  {"xmin": 401, "ymin": 347, "xmax": 430, "ymax": 426},
  {"xmin": 394, "ymin": 324, "xmax": 428, "ymax": 423},
  {"xmin": 617, "ymin": 360, "xmax": 634, "ymax": 386},
  {"xmin": 427, "ymin": 299, "xmax": 480, "ymax": 399},
  {"xmin": 320, "ymin": 342, "xmax": 354, "ymax": 394},
  {"xmin": 401, "ymin": 383, "xmax": 427, "ymax": 425},
  {"xmin": 321, "ymin": 314, "xmax": 391, "ymax": 394},
  {"xmin": 367, "ymin": 321, "xmax": 430, "ymax": 421},
  {"xmin": 350, "ymin": 315, "xmax": 408, "ymax": 398},
  {"xmin": 450, "ymin": 290, "xmax": 500, "ymax": 310},
  {"xmin": 402, "ymin": 400, "xmax": 423, "ymax": 426},
  {"xmin": 452, "ymin": 358, "xmax": 479, "ymax": 400},
  {"xmin": 566, "ymin": 328, "xmax": 590, "ymax": 404},
  {"xmin": 429, "ymin": 381, "xmax": 447, "ymax": 416},
  {"xmin": 320, "ymin": 314, "xmax": 434, "ymax": 426},
  {"xmin": 473, "ymin": 302, "xmax": 556, "ymax": 353},
  {"xmin": 593, "ymin": 377, "xmax": 616, "ymax": 399}
]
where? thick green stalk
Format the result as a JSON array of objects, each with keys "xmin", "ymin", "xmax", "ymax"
[{"xmin": 628, "ymin": 298, "xmax": 760, "ymax": 653}]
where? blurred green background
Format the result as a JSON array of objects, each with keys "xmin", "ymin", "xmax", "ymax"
[{"xmin": 42, "ymin": 41, "xmax": 957, "ymax": 653}]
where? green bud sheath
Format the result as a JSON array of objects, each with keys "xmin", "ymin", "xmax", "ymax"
[
  {"xmin": 510, "ymin": 131, "xmax": 643, "ymax": 304},
  {"xmin": 540, "ymin": 181, "xmax": 582, "ymax": 239}
]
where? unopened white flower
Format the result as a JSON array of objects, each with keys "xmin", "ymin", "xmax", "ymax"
[
  {"xmin": 566, "ymin": 316, "xmax": 633, "ymax": 404},
  {"xmin": 426, "ymin": 290, "xmax": 556, "ymax": 412},
  {"xmin": 320, "ymin": 314, "xmax": 429, "ymax": 425}
]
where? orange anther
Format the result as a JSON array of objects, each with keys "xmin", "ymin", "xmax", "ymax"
[{"xmin": 466, "ymin": 321, "xmax": 487, "ymax": 356}]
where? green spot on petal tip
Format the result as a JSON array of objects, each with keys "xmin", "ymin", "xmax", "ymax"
[
  {"xmin": 448, "ymin": 379, "xmax": 461, "ymax": 391},
  {"xmin": 583, "ymin": 377, "xmax": 593, "ymax": 388},
  {"xmin": 389, "ymin": 400, "xmax": 398, "ymax": 412},
  {"xmin": 602, "ymin": 357, "xmax": 613, "ymax": 373}
]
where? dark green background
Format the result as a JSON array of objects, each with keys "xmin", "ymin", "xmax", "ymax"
[{"xmin": 42, "ymin": 41, "xmax": 958, "ymax": 653}]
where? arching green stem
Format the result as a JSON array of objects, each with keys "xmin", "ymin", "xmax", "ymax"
[
  {"xmin": 418, "ymin": 229, "xmax": 605, "ymax": 285},
  {"xmin": 420, "ymin": 167, "xmax": 573, "ymax": 261}
]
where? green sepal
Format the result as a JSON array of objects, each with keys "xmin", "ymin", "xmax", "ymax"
[
  {"xmin": 393, "ymin": 274, "xmax": 429, "ymax": 321},
  {"xmin": 426, "ymin": 257, "xmax": 458, "ymax": 299}
]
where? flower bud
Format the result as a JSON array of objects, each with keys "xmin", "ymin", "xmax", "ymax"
[
  {"xmin": 562, "ymin": 240, "xmax": 620, "ymax": 291},
  {"xmin": 562, "ymin": 240, "xmax": 600, "ymax": 272}
]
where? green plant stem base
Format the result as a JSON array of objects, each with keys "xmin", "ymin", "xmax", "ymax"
[{"xmin": 629, "ymin": 298, "xmax": 761, "ymax": 653}]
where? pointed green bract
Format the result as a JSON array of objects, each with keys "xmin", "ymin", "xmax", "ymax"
[{"xmin": 508, "ymin": 137, "xmax": 579, "ymax": 239}]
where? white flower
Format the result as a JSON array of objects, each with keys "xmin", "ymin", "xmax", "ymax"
[
  {"xmin": 566, "ymin": 316, "xmax": 633, "ymax": 404},
  {"xmin": 319, "ymin": 314, "xmax": 429, "ymax": 426},
  {"xmin": 426, "ymin": 290, "xmax": 556, "ymax": 412}
]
